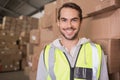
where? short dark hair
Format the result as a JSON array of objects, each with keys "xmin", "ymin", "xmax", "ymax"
[{"xmin": 58, "ymin": 2, "xmax": 83, "ymax": 21}]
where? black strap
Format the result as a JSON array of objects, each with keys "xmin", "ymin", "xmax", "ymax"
[{"xmin": 70, "ymin": 68, "xmax": 74, "ymax": 80}]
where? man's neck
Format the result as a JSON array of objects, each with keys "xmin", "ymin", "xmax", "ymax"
[{"xmin": 60, "ymin": 38, "xmax": 79, "ymax": 52}]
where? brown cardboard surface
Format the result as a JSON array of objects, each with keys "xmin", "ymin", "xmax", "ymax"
[
  {"xmin": 57, "ymin": 0, "xmax": 120, "ymax": 17},
  {"xmin": 42, "ymin": 1, "xmax": 57, "ymax": 28},
  {"xmin": 93, "ymin": 39, "xmax": 120, "ymax": 73},
  {"xmin": 31, "ymin": 41, "xmax": 52, "ymax": 72},
  {"xmin": 24, "ymin": 66, "xmax": 31, "ymax": 76},
  {"xmin": 56, "ymin": 0, "xmax": 101, "ymax": 17},
  {"xmin": 0, "ymin": 45, "xmax": 26, "ymax": 73},
  {"xmin": 40, "ymin": 28, "xmax": 57, "ymax": 43},
  {"xmin": 79, "ymin": 8, "xmax": 120, "ymax": 39},
  {"xmin": 29, "ymin": 71, "xmax": 37, "ymax": 80},
  {"xmin": 78, "ymin": 17, "xmax": 93, "ymax": 38},
  {"xmin": 0, "ymin": 24, "xmax": 2, "ymax": 30},
  {"xmin": 44, "ymin": 1, "xmax": 56, "ymax": 15},
  {"xmin": 0, "ymin": 51, "xmax": 22, "ymax": 60},
  {"xmin": 30, "ymin": 29, "xmax": 40, "ymax": 44},
  {"xmin": 2, "ymin": 16, "xmax": 12, "ymax": 30},
  {"xmin": 26, "ymin": 43, "xmax": 34, "ymax": 55},
  {"xmin": 38, "ymin": 16, "xmax": 46, "ymax": 28},
  {"xmin": 30, "ymin": 17, "xmax": 38, "ymax": 29},
  {"xmin": 0, "ymin": 58, "xmax": 20, "ymax": 72},
  {"xmin": 109, "ymin": 72, "xmax": 120, "ymax": 80},
  {"xmin": 88, "ymin": 0, "xmax": 120, "ymax": 16}
]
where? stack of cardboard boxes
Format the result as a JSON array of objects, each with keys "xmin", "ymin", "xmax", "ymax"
[
  {"xmin": 0, "ymin": 29, "xmax": 22, "ymax": 72},
  {"xmin": 0, "ymin": 16, "xmax": 39, "ymax": 73},
  {"xmin": 87, "ymin": 10, "xmax": 120, "ymax": 80},
  {"xmin": 77, "ymin": 0, "xmax": 120, "ymax": 80},
  {"xmin": 27, "ymin": 2, "xmax": 58, "ymax": 80}
]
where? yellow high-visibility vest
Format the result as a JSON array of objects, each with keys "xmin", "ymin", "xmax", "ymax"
[{"xmin": 44, "ymin": 42, "xmax": 102, "ymax": 80}]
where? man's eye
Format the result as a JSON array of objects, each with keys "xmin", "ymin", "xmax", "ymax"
[
  {"xmin": 61, "ymin": 19, "xmax": 67, "ymax": 22},
  {"xmin": 72, "ymin": 19, "xmax": 78, "ymax": 22}
]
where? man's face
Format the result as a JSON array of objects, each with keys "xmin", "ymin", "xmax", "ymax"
[{"xmin": 58, "ymin": 7, "xmax": 81, "ymax": 40}]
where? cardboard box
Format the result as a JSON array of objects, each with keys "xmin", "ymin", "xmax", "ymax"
[
  {"xmin": 109, "ymin": 72, "xmax": 120, "ymax": 80},
  {"xmin": 56, "ymin": 0, "xmax": 100, "ymax": 17},
  {"xmin": 10, "ymin": 18, "xmax": 17, "ymax": 32},
  {"xmin": 30, "ymin": 29, "xmax": 40, "ymax": 44},
  {"xmin": 2, "ymin": 16, "xmax": 12, "ymax": 30},
  {"xmin": 78, "ymin": 17, "xmax": 93, "ymax": 38},
  {"xmin": 24, "ymin": 66, "xmax": 31, "ymax": 76},
  {"xmin": 31, "ymin": 51, "xmax": 39, "ymax": 72},
  {"xmin": 0, "ymin": 45, "xmax": 19, "ymax": 52},
  {"xmin": 32, "ymin": 41, "xmax": 51, "ymax": 72},
  {"xmin": 21, "ymin": 32, "xmax": 30, "ymax": 43},
  {"xmin": 44, "ymin": 1, "xmax": 56, "ymax": 16},
  {"xmin": 31, "ymin": 17, "xmax": 39, "ymax": 29},
  {"xmin": 40, "ymin": 28, "xmax": 57, "ymax": 43},
  {"xmin": 30, "ymin": 29, "xmax": 57, "ymax": 78},
  {"xmin": 0, "ymin": 58, "xmax": 20, "ymax": 72},
  {"xmin": 38, "ymin": 16, "xmax": 46, "ymax": 29},
  {"xmin": 93, "ymin": 39, "xmax": 120, "ymax": 73},
  {"xmin": 39, "ymin": 16, "xmax": 60, "ymax": 38},
  {"xmin": 19, "ymin": 16, "xmax": 39, "ymax": 32},
  {"xmin": 29, "ymin": 71, "xmax": 37, "ymax": 80},
  {"xmin": 0, "ymin": 51, "xmax": 22, "ymax": 72},
  {"xmin": 2, "ymin": 16, "xmax": 17, "ymax": 32},
  {"xmin": 88, "ymin": 0, "xmax": 120, "ymax": 16},
  {"xmin": 16, "ymin": 19, "xmax": 23, "ymax": 32},
  {"xmin": 0, "ymin": 30, "xmax": 7, "ymax": 35},
  {"xmin": 0, "ymin": 41, "xmax": 6, "ymax": 48},
  {"xmin": 0, "ymin": 24, "xmax": 2, "ymax": 30},
  {"xmin": 57, "ymin": 0, "xmax": 120, "ymax": 17},
  {"xmin": 0, "ymin": 50, "xmax": 22, "ymax": 59},
  {"xmin": 86, "ymin": 8, "xmax": 120, "ymax": 39},
  {"xmin": 52, "ymin": 23, "xmax": 61, "ymax": 37},
  {"xmin": 3, "ymin": 34, "xmax": 19, "ymax": 43},
  {"xmin": 27, "ymin": 43, "xmax": 34, "ymax": 55},
  {"xmin": 44, "ymin": 1, "xmax": 57, "ymax": 28},
  {"xmin": 21, "ymin": 58, "xmax": 28, "ymax": 70}
]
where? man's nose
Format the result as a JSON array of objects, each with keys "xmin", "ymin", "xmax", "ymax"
[{"xmin": 67, "ymin": 21, "xmax": 72, "ymax": 28}]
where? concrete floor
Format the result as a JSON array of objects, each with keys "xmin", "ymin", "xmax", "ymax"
[{"xmin": 0, "ymin": 71, "xmax": 29, "ymax": 80}]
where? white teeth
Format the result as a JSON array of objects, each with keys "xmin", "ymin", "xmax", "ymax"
[{"xmin": 66, "ymin": 29, "xmax": 73, "ymax": 33}]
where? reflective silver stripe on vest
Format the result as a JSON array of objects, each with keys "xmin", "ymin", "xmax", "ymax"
[
  {"xmin": 48, "ymin": 44, "xmax": 56, "ymax": 80},
  {"xmin": 90, "ymin": 43, "xmax": 99, "ymax": 80}
]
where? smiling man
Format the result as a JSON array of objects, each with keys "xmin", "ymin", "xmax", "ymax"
[{"xmin": 36, "ymin": 2, "xmax": 109, "ymax": 80}]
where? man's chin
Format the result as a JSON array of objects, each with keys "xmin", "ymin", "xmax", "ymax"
[
  {"xmin": 64, "ymin": 36, "xmax": 77, "ymax": 40},
  {"xmin": 60, "ymin": 31, "xmax": 78, "ymax": 40}
]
